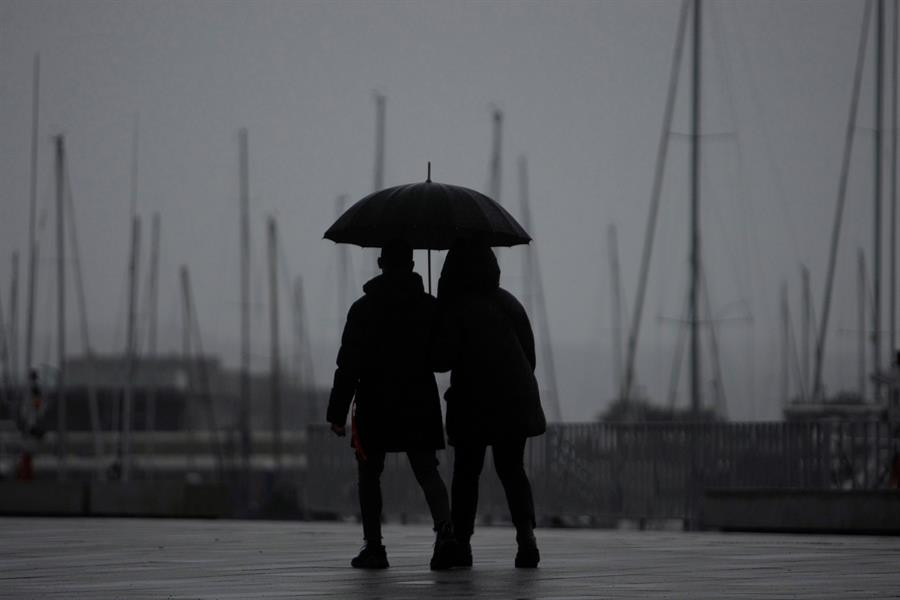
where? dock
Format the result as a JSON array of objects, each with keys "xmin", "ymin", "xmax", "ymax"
[{"xmin": 2, "ymin": 517, "xmax": 898, "ymax": 599}]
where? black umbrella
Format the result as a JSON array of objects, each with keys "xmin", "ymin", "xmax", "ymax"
[
  {"xmin": 324, "ymin": 163, "xmax": 531, "ymax": 292},
  {"xmin": 324, "ymin": 163, "xmax": 531, "ymax": 250}
]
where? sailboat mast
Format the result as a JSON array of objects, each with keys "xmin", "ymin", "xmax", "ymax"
[
  {"xmin": 267, "ymin": 216, "xmax": 282, "ymax": 476},
  {"xmin": 25, "ymin": 54, "xmax": 40, "ymax": 379},
  {"xmin": 875, "ymin": 0, "xmax": 885, "ymax": 393},
  {"xmin": 801, "ymin": 265, "xmax": 812, "ymax": 400},
  {"xmin": 0, "ymin": 286, "xmax": 9, "ymax": 393},
  {"xmin": 121, "ymin": 216, "xmax": 141, "ymax": 482},
  {"xmin": 372, "ymin": 94, "xmax": 386, "ymax": 280},
  {"xmin": 781, "ymin": 281, "xmax": 790, "ymax": 406},
  {"xmin": 891, "ymin": 0, "xmax": 898, "ymax": 365},
  {"xmin": 859, "ymin": 248, "xmax": 868, "ymax": 399},
  {"xmin": 145, "ymin": 213, "xmax": 160, "ymax": 469},
  {"xmin": 54, "ymin": 135, "xmax": 67, "ymax": 481},
  {"xmin": 239, "ymin": 127, "xmax": 251, "ymax": 485},
  {"xmin": 373, "ymin": 93, "xmax": 385, "ymax": 192},
  {"xmin": 689, "ymin": 0, "xmax": 703, "ymax": 416},
  {"xmin": 336, "ymin": 195, "xmax": 349, "ymax": 317},
  {"xmin": 489, "ymin": 108, "xmax": 503, "ymax": 204},
  {"xmin": 9, "ymin": 254, "xmax": 18, "ymax": 385},
  {"xmin": 607, "ymin": 224, "xmax": 624, "ymax": 397},
  {"xmin": 518, "ymin": 156, "xmax": 534, "ymax": 318}
]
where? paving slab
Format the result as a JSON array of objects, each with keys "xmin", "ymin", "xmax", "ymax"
[{"xmin": 1, "ymin": 517, "xmax": 898, "ymax": 599}]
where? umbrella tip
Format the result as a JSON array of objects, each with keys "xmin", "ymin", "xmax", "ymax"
[{"xmin": 427, "ymin": 161, "xmax": 431, "ymax": 183}]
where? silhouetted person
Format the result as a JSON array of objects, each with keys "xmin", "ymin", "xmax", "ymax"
[
  {"xmin": 433, "ymin": 240, "xmax": 546, "ymax": 568},
  {"xmin": 327, "ymin": 241, "xmax": 455, "ymax": 570}
]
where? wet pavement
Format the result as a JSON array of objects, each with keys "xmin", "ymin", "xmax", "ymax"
[{"xmin": 1, "ymin": 517, "xmax": 899, "ymax": 598}]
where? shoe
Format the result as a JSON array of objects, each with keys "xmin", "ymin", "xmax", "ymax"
[
  {"xmin": 430, "ymin": 522, "xmax": 457, "ymax": 571},
  {"xmin": 453, "ymin": 539, "xmax": 473, "ymax": 568},
  {"xmin": 514, "ymin": 531, "xmax": 540, "ymax": 568},
  {"xmin": 351, "ymin": 543, "xmax": 389, "ymax": 569}
]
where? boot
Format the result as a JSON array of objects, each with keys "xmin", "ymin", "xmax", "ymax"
[
  {"xmin": 514, "ymin": 528, "xmax": 540, "ymax": 569},
  {"xmin": 453, "ymin": 537, "xmax": 473, "ymax": 568},
  {"xmin": 429, "ymin": 522, "xmax": 457, "ymax": 571},
  {"xmin": 351, "ymin": 542, "xmax": 389, "ymax": 569}
]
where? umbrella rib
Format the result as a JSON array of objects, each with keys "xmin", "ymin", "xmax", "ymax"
[{"xmin": 466, "ymin": 186, "xmax": 505, "ymax": 240}]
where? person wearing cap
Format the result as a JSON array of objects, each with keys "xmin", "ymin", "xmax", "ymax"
[{"xmin": 327, "ymin": 240, "xmax": 455, "ymax": 570}]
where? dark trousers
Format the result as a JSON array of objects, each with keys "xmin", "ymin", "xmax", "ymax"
[
  {"xmin": 357, "ymin": 449, "xmax": 450, "ymax": 543},
  {"xmin": 451, "ymin": 438, "xmax": 536, "ymax": 542}
]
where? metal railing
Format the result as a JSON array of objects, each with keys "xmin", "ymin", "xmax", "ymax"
[{"xmin": 304, "ymin": 420, "xmax": 899, "ymax": 523}]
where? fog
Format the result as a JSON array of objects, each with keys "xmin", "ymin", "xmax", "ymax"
[{"xmin": 0, "ymin": 1, "xmax": 885, "ymax": 421}]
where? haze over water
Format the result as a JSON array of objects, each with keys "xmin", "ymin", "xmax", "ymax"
[{"xmin": 0, "ymin": 1, "xmax": 881, "ymax": 421}]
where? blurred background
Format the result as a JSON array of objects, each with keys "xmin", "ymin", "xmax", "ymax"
[{"xmin": 0, "ymin": 1, "xmax": 896, "ymax": 528}]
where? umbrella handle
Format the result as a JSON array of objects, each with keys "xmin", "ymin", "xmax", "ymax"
[{"xmin": 428, "ymin": 249, "xmax": 432, "ymax": 295}]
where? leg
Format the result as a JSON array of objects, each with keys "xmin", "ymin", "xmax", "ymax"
[
  {"xmin": 408, "ymin": 450, "xmax": 456, "ymax": 570},
  {"xmin": 491, "ymin": 438, "xmax": 535, "ymax": 531},
  {"xmin": 492, "ymin": 438, "xmax": 540, "ymax": 568},
  {"xmin": 451, "ymin": 444, "xmax": 487, "ymax": 542},
  {"xmin": 357, "ymin": 450, "xmax": 386, "ymax": 543},
  {"xmin": 406, "ymin": 450, "xmax": 451, "ymax": 529}
]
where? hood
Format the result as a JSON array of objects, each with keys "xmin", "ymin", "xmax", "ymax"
[
  {"xmin": 362, "ymin": 271, "xmax": 426, "ymax": 301},
  {"xmin": 438, "ymin": 242, "xmax": 500, "ymax": 300}
]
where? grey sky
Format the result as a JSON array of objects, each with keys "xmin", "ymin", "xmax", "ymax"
[{"xmin": 0, "ymin": 1, "xmax": 880, "ymax": 421}]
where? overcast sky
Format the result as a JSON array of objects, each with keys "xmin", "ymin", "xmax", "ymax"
[{"xmin": 0, "ymin": 0, "xmax": 884, "ymax": 421}]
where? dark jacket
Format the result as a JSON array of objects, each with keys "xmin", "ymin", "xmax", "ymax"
[
  {"xmin": 327, "ymin": 271, "xmax": 444, "ymax": 452},
  {"xmin": 433, "ymin": 245, "xmax": 545, "ymax": 446}
]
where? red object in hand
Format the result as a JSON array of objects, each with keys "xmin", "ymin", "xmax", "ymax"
[{"xmin": 16, "ymin": 452, "xmax": 34, "ymax": 481}]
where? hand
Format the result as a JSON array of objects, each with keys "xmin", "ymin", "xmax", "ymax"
[{"xmin": 331, "ymin": 423, "xmax": 347, "ymax": 437}]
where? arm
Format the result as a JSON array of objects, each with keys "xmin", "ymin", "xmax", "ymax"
[
  {"xmin": 518, "ymin": 309, "xmax": 537, "ymax": 371},
  {"xmin": 500, "ymin": 290, "xmax": 536, "ymax": 371},
  {"xmin": 326, "ymin": 302, "xmax": 364, "ymax": 430}
]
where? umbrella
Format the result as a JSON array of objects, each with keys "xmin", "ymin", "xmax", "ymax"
[
  {"xmin": 324, "ymin": 163, "xmax": 531, "ymax": 250},
  {"xmin": 324, "ymin": 163, "xmax": 531, "ymax": 292}
]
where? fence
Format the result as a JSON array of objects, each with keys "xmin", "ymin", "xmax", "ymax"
[{"xmin": 304, "ymin": 420, "xmax": 899, "ymax": 524}]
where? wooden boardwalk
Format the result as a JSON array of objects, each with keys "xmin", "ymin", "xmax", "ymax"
[{"xmin": 1, "ymin": 517, "xmax": 898, "ymax": 599}]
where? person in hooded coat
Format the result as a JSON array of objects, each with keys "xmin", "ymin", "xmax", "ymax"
[
  {"xmin": 433, "ymin": 240, "xmax": 546, "ymax": 569},
  {"xmin": 327, "ymin": 241, "xmax": 455, "ymax": 570}
]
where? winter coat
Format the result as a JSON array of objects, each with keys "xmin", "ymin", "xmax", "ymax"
[
  {"xmin": 433, "ymin": 245, "xmax": 545, "ymax": 446},
  {"xmin": 326, "ymin": 271, "xmax": 445, "ymax": 452}
]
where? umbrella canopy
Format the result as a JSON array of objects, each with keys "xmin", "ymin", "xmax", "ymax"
[{"xmin": 324, "ymin": 177, "xmax": 531, "ymax": 250}]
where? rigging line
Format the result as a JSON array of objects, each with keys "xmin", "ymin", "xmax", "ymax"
[
  {"xmin": 63, "ymin": 155, "xmax": 93, "ymax": 354},
  {"xmin": 785, "ymin": 294, "xmax": 807, "ymax": 402},
  {"xmin": 158, "ymin": 291, "xmax": 180, "ymax": 356},
  {"xmin": 709, "ymin": 0, "xmax": 756, "ymax": 309},
  {"xmin": 666, "ymin": 285, "xmax": 690, "ymax": 411},
  {"xmin": 276, "ymin": 235, "xmax": 297, "ymax": 310},
  {"xmin": 111, "ymin": 256, "xmax": 129, "ymax": 358},
  {"xmin": 139, "ymin": 215, "xmax": 160, "ymax": 359},
  {"xmin": 702, "ymin": 263, "xmax": 728, "ymax": 416},
  {"xmin": 0, "ymin": 289, "xmax": 10, "ymax": 392},
  {"xmin": 294, "ymin": 276, "xmax": 316, "ymax": 386},
  {"xmin": 814, "ymin": 0, "xmax": 874, "ymax": 401},
  {"xmin": 622, "ymin": 0, "xmax": 691, "ymax": 403},
  {"xmin": 184, "ymin": 269, "xmax": 226, "ymax": 477},
  {"xmin": 527, "ymin": 228, "xmax": 562, "ymax": 421},
  {"xmin": 669, "ymin": 131, "xmax": 736, "ymax": 140}
]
